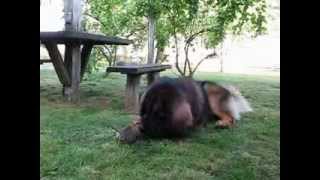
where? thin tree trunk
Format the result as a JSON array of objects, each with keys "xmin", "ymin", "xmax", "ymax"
[
  {"xmin": 112, "ymin": 46, "xmax": 118, "ymax": 66},
  {"xmin": 220, "ymin": 57, "xmax": 224, "ymax": 73},
  {"xmin": 190, "ymin": 52, "xmax": 216, "ymax": 77},
  {"xmin": 184, "ymin": 42, "xmax": 193, "ymax": 77},
  {"xmin": 155, "ymin": 46, "xmax": 164, "ymax": 64},
  {"xmin": 174, "ymin": 33, "xmax": 184, "ymax": 76},
  {"xmin": 147, "ymin": 14, "xmax": 155, "ymax": 64},
  {"xmin": 183, "ymin": 45, "xmax": 188, "ymax": 75},
  {"xmin": 218, "ymin": 43, "xmax": 224, "ymax": 73},
  {"xmin": 97, "ymin": 47, "xmax": 112, "ymax": 67}
]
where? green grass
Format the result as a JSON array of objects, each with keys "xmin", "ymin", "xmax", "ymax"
[{"xmin": 40, "ymin": 70, "xmax": 280, "ymax": 180}]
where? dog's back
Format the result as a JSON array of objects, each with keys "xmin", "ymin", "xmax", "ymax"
[
  {"xmin": 140, "ymin": 77, "xmax": 206, "ymax": 138},
  {"xmin": 119, "ymin": 77, "xmax": 253, "ymax": 143}
]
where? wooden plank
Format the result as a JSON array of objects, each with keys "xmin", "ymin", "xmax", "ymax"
[
  {"xmin": 125, "ymin": 74, "xmax": 141, "ymax": 113},
  {"xmin": 147, "ymin": 14, "xmax": 155, "ymax": 64},
  {"xmin": 107, "ymin": 64, "xmax": 171, "ymax": 74},
  {"xmin": 63, "ymin": 43, "xmax": 73, "ymax": 98},
  {"xmin": 40, "ymin": 31, "xmax": 132, "ymax": 45},
  {"xmin": 44, "ymin": 42, "xmax": 71, "ymax": 86},
  {"xmin": 63, "ymin": 0, "xmax": 84, "ymax": 32},
  {"xmin": 63, "ymin": 0, "xmax": 82, "ymax": 102},
  {"xmin": 40, "ymin": 59, "xmax": 51, "ymax": 64},
  {"xmin": 64, "ymin": 0, "xmax": 74, "ymax": 31},
  {"xmin": 64, "ymin": 43, "xmax": 73, "ymax": 77},
  {"xmin": 80, "ymin": 43, "xmax": 94, "ymax": 80},
  {"xmin": 63, "ymin": 44, "xmax": 82, "ymax": 102},
  {"xmin": 70, "ymin": 44, "xmax": 82, "ymax": 102}
]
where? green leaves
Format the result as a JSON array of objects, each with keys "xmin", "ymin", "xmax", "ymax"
[
  {"xmin": 87, "ymin": 0, "xmax": 267, "ymax": 49},
  {"xmin": 86, "ymin": 0, "xmax": 267, "ymax": 75}
]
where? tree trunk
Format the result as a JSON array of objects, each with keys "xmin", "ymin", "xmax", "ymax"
[
  {"xmin": 147, "ymin": 9, "xmax": 156, "ymax": 84},
  {"xmin": 219, "ymin": 43, "xmax": 224, "ymax": 73},
  {"xmin": 174, "ymin": 33, "xmax": 184, "ymax": 76},
  {"xmin": 147, "ymin": 14, "xmax": 156, "ymax": 64},
  {"xmin": 220, "ymin": 57, "xmax": 224, "ymax": 73},
  {"xmin": 184, "ymin": 42, "xmax": 192, "ymax": 77},
  {"xmin": 183, "ymin": 48, "xmax": 188, "ymax": 75},
  {"xmin": 112, "ymin": 46, "xmax": 118, "ymax": 66},
  {"xmin": 123, "ymin": 46, "xmax": 129, "ymax": 62},
  {"xmin": 155, "ymin": 46, "xmax": 164, "ymax": 64}
]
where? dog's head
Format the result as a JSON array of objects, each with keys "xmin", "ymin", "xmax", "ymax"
[{"xmin": 118, "ymin": 117, "xmax": 143, "ymax": 144}]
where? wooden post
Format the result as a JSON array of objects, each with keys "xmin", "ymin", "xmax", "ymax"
[
  {"xmin": 147, "ymin": 72, "xmax": 159, "ymax": 85},
  {"xmin": 147, "ymin": 2, "xmax": 157, "ymax": 86},
  {"xmin": 64, "ymin": 0, "xmax": 83, "ymax": 32},
  {"xmin": 44, "ymin": 42, "xmax": 71, "ymax": 86},
  {"xmin": 64, "ymin": 0, "xmax": 73, "ymax": 31},
  {"xmin": 125, "ymin": 74, "xmax": 141, "ymax": 113},
  {"xmin": 147, "ymin": 7, "xmax": 155, "ymax": 64},
  {"xmin": 72, "ymin": 44, "xmax": 81, "ymax": 102},
  {"xmin": 63, "ymin": 43, "xmax": 72, "ymax": 98},
  {"xmin": 147, "ymin": 2, "xmax": 156, "ymax": 87},
  {"xmin": 64, "ymin": 43, "xmax": 72, "ymax": 76},
  {"xmin": 63, "ymin": 0, "xmax": 83, "ymax": 102},
  {"xmin": 63, "ymin": 44, "xmax": 81, "ymax": 102},
  {"xmin": 80, "ymin": 43, "xmax": 94, "ymax": 80}
]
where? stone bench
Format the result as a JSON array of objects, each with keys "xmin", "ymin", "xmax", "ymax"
[{"xmin": 107, "ymin": 64, "xmax": 171, "ymax": 113}]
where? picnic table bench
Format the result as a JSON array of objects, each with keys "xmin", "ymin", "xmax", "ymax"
[
  {"xmin": 40, "ymin": 31, "xmax": 132, "ymax": 101},
  {"xmin": 107, "ymin": 64, "xmax": 171, "ymax": 113}
]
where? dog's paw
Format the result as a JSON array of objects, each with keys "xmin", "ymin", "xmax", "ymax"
[{"xmin": 215, "ymin": 120, "xmax": 233, "ymax": 129}]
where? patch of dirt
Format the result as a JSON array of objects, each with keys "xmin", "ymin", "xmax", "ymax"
[
  {"xmin": 41, "ymin": 95, "xmax": 110, "ymax": 110},
  {"xmin": 80, "ymin": 96, "xmax": 110, "ymax": 109}
]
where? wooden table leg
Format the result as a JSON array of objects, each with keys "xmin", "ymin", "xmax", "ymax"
[
  {"xmin": 63, "ymin": 43, "xmax": 81, "ymax": 102},
  {"xmin": 80, "ymin": 44, "xmax": 94, "ymax": 81},
  {"xmin": 44, "ymin": 42, "xmax": 71, "ymax": 86},
  {"xmin": 125, "ymin": 74, "xmax": 141, "ymax": 113},
  {"xmin": 63, "ymin": 43, "xmax": 72, "ymax": 99},
  {"xmin": 147, "ymin": 72, "xmax": 160, "ymax": 85}
]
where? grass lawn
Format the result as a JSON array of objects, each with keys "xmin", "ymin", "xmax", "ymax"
[{"xmin": 40, "ymin": 69, "xmax": 280, "ymax": 180}]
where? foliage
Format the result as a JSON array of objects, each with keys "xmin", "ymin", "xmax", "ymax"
[
  {"xmin": 85, "ymin": 48, "xmax": 106, "ymax": 75},
  {"xmin": 85, "ymin": 0, "xmax": 267, "ymax": 77},
  {"xmin": 156, "ymin": 0, "xmax": 268, "ymax": 77},
  {"xmin": 84, "ymin": 0, "xmax": 147, "ymax": 73}
]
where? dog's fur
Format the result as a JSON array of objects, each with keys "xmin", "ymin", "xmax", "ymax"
[{"xmin": 118, "ymin": 77, "xmax": 252, "ymax": 144}]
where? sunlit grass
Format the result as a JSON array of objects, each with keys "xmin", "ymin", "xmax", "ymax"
[{"xmin": 40, "ymin": 70, "xmax": 279, "ymax": 180}]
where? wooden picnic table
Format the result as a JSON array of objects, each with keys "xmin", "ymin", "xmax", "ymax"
[
  {"xmin": 40, "ymin": 31, "xmax": 131, "ymax": 45},
  {"xmin": 107, "ymin": 64, "xmax": 171, "ymax": 113},
  {"xmin": 40, "ymin": 31, "xmax": 132, "ymax": 102}
]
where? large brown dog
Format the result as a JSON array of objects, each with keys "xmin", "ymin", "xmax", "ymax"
[{"xmin": 118, "ymin": 77, "xmax": 252, "ymax": 144}]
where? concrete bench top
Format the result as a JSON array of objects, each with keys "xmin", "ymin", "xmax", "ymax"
[{"xmin": 107, "ymin": 64, "xmax": 171, "ymax": 75}]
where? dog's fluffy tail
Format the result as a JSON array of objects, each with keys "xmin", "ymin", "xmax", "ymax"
[{"xmin": 222, "ymin": 85, "xmax": 253, "ymax": 120}]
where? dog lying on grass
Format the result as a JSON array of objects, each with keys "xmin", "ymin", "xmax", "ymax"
[{"xmin": 118, "ymin": 77, "xmax": 252, "ymax": 144}]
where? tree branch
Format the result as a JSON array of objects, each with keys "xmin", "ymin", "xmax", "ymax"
[
  {"xmin": 191, "ymin": 52, "xmax": 217, "ymax": 76},
  {"xmin": 184, "ymin": 42, "xmax": 193, "ymax": 74},
  {"xmin": 186, "ymin": 28, "xmax": 211, "ymax": 44},
  {"xmin": 103, "ymin": 45, "xmax": 113, "ymax": 58},
  {"xmin": 124, "ymin": 24, "xmax": 147, "ymax": 38},
  {"xmin": 174, "ymin": 31, "xmax": 184, "ymax": 76},
  {"xmin": 96, "ymin": 47, "xmax": 112, "ymax": 66},
  {"xmin": 183, "ymin": 29, "xmax": 210, "ymax": 76},
  {"xmin": 83, "ymin": 12, "xmax": 108, "ymax": 29}
]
